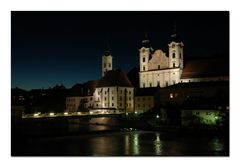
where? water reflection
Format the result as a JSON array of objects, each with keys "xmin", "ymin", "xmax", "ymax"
[
  {"xmin": 16, "ymin": 130, "xmax": 228, "ymax": 156},
  {"xmin": 133, "ymin": 133, "xmax": 140, "ymax": 155},
  {"xmin": 154, "ymin": 133, "xmax": 162, "ymax": 155}
]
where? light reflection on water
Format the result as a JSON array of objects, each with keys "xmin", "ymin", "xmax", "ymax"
[
  {"xmin": 154, "ymin": 133, "xmax": 162, "ymax": 155},
  {"xmin": 18, "ymin": 130, "xmax": 228, "ymax": 156}
]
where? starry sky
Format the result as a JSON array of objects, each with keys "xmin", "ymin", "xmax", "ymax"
[{"xmin": 11, "ymin": 11, "xmax": 229, "ymax": 90}]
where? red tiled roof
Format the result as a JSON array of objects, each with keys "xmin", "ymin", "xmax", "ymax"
[{"xmin": 181, "ymin": 57, "xmax": 229, "ymax": 79}]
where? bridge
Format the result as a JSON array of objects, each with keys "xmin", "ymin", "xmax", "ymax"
[{"xmin": 22, "ymin": 109, "xmax": 127, "ymax": 119}]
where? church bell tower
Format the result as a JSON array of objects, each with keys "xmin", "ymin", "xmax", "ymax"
[{"xmin": 102, "ymin": 46, "xmax": 112, "ymax": 77}]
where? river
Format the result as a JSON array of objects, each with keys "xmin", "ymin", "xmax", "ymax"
[{"xmin": 14, "ymin": 127, "xmax": 228, "ymax": 156}]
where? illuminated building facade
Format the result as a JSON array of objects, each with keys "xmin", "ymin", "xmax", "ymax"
[{"xmin": 139, "ymin": 33, "xmax": 229, "ymax": 88}]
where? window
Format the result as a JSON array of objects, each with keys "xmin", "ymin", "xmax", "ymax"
[
  {"xmin": 96, "ymin": 104, "xmax": 98, "ymax": 107},
  {"xmin": 143, "ymin": 97, "xmax": 145, "ymax": 101},
  {"xmin": 109, "ymin": 63, "xmax": 111, "ymax": 68},
  {"xmin": 173, "ymin": 63, "xmax": 175, "ymax": 67},
  {"xmin": 143, "ymin": 57, "xmax": 145, "ymax": 62},
  {"xmin": 143, "ymin": 83, "xmax": 145, "ymax": 88},
  {"xmin": 157, "ymin": 81, "xmax": 160, "ymax": 87},
  {"xmin": 166, "ymin": 81, "xmax": 168, "ymax": 86},
  {"xmin": 112, "ymin": 103, "xmax": 114, "ymax": 107},
  {"xmin": 196, "ymin": 112, "xmax": 199, "ymax": 115},
  {"xmin": 104, "ymin": 97, "xmax": 106, "ymax": 101},
  {"xmin": 120, "ymin": 103, "xmax": 122, "ymax": 107},
  {"xmin": 149, "ymin": 83, "xmax": 152, "ymax": 87},
  {"xmin": 90, "ymin": 97, "xmax": 93, "ymax": 101},
  {"xmin": 143, "ymin": 66, "xmax": 145, "ymax": 71},
  {"xmin": 158, "ymin": 65, "xmax": 160, "ymax": 69},
  {"xmin": 105, "ymin": 91, "xmax": 107, "ymax": 94},
  {"xmin": 129, "ymin": 91, "xmax": 131, "ymax": 95},
  {"xmin": 172, "ymin": 53, "xmax": 175, "ymax": 58},
  {"xmin": 129, "ymin": 97, "xmax": 131, "ymax": 100},
  {"xmin": 120, "ymin": 90, "xmax": 122, "ymax": 94},
  {"xmin": 129, "ymin": 103, "xmax": 131, "ymax": 107},
  {"xmin": 120, "ymin": 96, "xmax": 122, "ymax": 100},
  {"xmin": 112, "ymin": 97, "xmax": 114, "ymax": 100}
]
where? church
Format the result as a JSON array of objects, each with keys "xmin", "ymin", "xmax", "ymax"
[
  {"xmin": 66, "ymin": 31, "xmax": 229, "ymax": 114},
  {"xmin": 139, "ymin": 33, "xmax": 228, "ymax": 88}
]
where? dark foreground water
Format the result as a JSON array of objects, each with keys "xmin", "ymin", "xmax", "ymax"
[{"xmin": 13, "ymin": 128, "xmax": 229, "ymax": 156}]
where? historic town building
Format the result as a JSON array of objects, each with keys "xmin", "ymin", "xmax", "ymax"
[
  {"xmin": 139, "ymin": 33, "xmax": 228, "ymax": 88},
  {"xmin": 66, "ymin": 49, "xmax": 134, "ymax": 113}
]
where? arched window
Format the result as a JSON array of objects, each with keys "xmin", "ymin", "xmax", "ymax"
[{"xmin": 172, "ymin": 53, "xmax": 175, "ymax": 58}]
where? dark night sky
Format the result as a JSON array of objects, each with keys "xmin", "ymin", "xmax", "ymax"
[{"xmin": 11, "ymin": 11, "xmax": 229, "ymax": 90}]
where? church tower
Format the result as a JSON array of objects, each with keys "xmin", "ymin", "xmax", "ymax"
[
  {"xmin": 168, "ymin": 32, "xmax": 184, "ymax": 69},
  {"xmin": 102, "ymin": 47, "xmax": 112, "ymax": 77},
  {"xmin": 139, "ymin": 34, "xmax": 154, "ymax": 88},
  {"xmin": 139, "ymin": 34, "xmax": 152, "ymax": 72}
]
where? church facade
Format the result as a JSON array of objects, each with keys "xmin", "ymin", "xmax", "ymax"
[
  {"xmin": 139, "ymin": 33, "xmax": 184, "ymax": 88},
  {"xmin": 139, "ymin": 33, "xmax": 228, "ymax": 88}
]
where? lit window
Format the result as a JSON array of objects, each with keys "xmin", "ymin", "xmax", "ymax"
[{"xmin": 170, "ymin": 93, "xmax": 173, "ymax": 99}]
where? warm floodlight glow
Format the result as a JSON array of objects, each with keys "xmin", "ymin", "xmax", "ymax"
[
  {"xmin": 64, "ymin": 112, "xmax": 68, "ymax": 115},
  {"xmin": 33, "ymin": 113, "xmax": 40, "ymax": 117},
  {"xmin": 49, "ymin": 112, "xmax": 55, "ymax": 116},
  {"xmin": 156, "ymin": 115, "xmax": 160, "ymax": 118}
]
